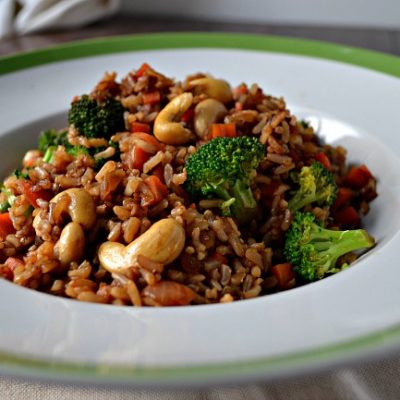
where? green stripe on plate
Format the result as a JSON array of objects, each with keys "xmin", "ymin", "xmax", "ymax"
[
  {"xmin": 1, "ymin": 322, "xmax": 400, "ymax": 386},
  {"xmin": 1, "ymin": 32, "xmax": 400, "ymax": 77},
  {"xmin": 0, "ymin": 32, "xmax": 399, "ymax": 385}
]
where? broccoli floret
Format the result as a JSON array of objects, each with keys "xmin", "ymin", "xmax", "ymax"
[
  {"xmin": 284, "ymin": 212, "xmax": 375, "ymax": 281},
  {"xmin": 288, "ymin": 161, "xmax": 337, "ymax": 212},
  {"xmin": 185, "ymin": 136, "xmax": 264, "ymax": 224},
  {"xmin": 68, "ymin": 95, "xmax": 126, "ymax": 138},
  {"xmin": 38, "ymin": 129, "xmax": 68, "ymax": 152}
]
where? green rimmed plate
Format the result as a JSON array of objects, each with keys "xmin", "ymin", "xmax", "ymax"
[{"xmin": 1, "ymin": 33, "xmax": 400, "ymax": 387}]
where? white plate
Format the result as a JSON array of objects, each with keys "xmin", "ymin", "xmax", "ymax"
[{"xmin": 1, "ymin": 33, "xmax": 400, "ymax": 387}]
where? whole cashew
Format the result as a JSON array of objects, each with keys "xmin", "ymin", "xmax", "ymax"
[
  {"xmin": 188, "ymin": 78, "xmax": 233, "ymax": 104},
  {"xmin": 99, "ymin": 218, "xmax": 185, "ymax": 273},
  {"xmin": 194, "ymin": 99, "xmax": 227, "ymax": 138},
  {"xmin": 153, "ymin": 93, "xmax": 195, "ymax": 145},
  {"xmin": 48, "ymin": 188, "xmax": 96, "ymax": 230},
  {"xmin": 56, "ymin": 222, "xmax": 85, "ymax": 266}
]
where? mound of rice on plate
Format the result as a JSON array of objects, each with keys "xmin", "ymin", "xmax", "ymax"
[{"xmin": 0, "ymin": 64, "xmax": 377, "ymax": 306}]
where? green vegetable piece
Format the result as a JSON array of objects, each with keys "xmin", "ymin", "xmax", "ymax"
[
  {"xmin": 0, "ymin": 185, "xmax": 16, "ymax": 212},
  {"xmin": 284, "ymin": 212, "xmax": 375, "ymax": 281},
  {"xmin": 0, "ymin": 201, "xmax": 10, "ymax": 213},
  {"xmin": 66, "ymin": 146, "xmax": 89, "ymax": 158},
  {"xmin": 38, "ymin": 129, "xmax": 69, "ymax": 152},
  {"xmin": 13, "ymin": 169, "xmax": 30, "ymax": 180},
  {"xmin": 42, "ymin": 147, "xmax": 57, "ymax": 164},
  {"xmin": 288, "ymin": 161, "xmax": 337, "ymax": 212},
  {"xmin": 185, "ymin": 136, "xmax": 264, "ymax": 224},
  {"xmin": 68, "ymin": 95, "xmax": 126, "ymax": 138}
]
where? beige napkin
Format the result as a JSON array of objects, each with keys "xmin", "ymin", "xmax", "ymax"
[
  {"xmin": 2, "ymin": 355, "xmax": 400, "ymax": 399},
  {"xmin": 0, "ymin": 0, "xmax": 120, "ymax": 39}
]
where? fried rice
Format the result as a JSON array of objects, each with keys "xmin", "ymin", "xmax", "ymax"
[{"xmin": 0, "ymin": 64, "xmax": 377, "ymax": 306}]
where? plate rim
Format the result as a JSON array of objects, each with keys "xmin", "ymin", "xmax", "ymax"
[
  {"xmin": 1, "ymin": 32, "xmax": 400, "ymax": 78},
  {"xmin": 1, "ymin": 322, "xmax": 400, "ymax": 387},
  {"xmin": 1, "ymin": 32, "xmax": 400, "ymax": 386}
]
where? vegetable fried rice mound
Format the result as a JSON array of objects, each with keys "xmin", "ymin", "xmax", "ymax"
[{"xmin": 0, "ymin": 64, "xmax": 377, "ymax": 306}]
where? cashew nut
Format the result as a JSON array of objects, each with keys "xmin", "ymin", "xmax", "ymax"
[
  {"xmin": 98, "ymin": 218, "xmax": 185, "ymax": 273},
  {"xmin": 48, "ymin": 188, "xmax": 96, "ymax": 230},
  {"xmin": 194, "ymin": 99, "xmax": 227, "ymax": 138},
  {"xmin": 56, "ymin": 222, "xmax": 85, "ymax": 266},
  {"xmin": 153, "ymin": 93, "xmax": 195, "ymax": 145},
  {"xmin": 188, "ymin": 78, "xmax": 233, "ymax": 104}
]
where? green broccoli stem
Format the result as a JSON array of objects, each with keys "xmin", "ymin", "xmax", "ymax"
[
  {"xmin": 310, "ymin": 226, "xmax": 374, "ymax": 265},
  {"xmin": 213, "ymin": 180, "xmax": 257, "ymax": 223},
  {"xmin": 230, "ymin": 180, "xmax": 258, "ymax": 224},
  {"xmin": 288, "ymin": 195, "xmax": 308, "ymax": 212},
  {"xmin": 288, "ymin": 193, "xmax": 321, "ymax": 213}
]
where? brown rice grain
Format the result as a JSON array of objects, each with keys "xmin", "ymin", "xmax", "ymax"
[
  {"xmin": 95, "ymin": 161, "xmax": 117, "ymax": 182},
  {"xmin": 50, "ymin": 279, "xmax": 65, "ymax": 292},
  {"xmin": 205, "ymin": 287, "xmax": 218, "ymax": 299},
  {"xmin": 220, "ymin": 264, "xmax": 232, "ymax": 286},
  {"xmin": 126, "ymin": 280, "xmax": 142, "ymax": 306},
  {"xmin": 77, "ymin": 291, "xmax": 106, "ymax": 303},
  {"xmin": 123, "ymin": 217, "xmax": 141, "ymax": 243},
  {"xmin": 107, "ymin": 222, "xmax": 122, "ymax": 242},
  {"xmin": 243, "ymin": 285, "xmax": 262, "ymax": 299},
  {"xmin": 113, "ymin": 206, "xmax": 131, "ymax": 221},
  {"xmin": 137, "ymin": 254, "xmax": 164, "ymax": 273},
  {"xmin": 245, "ymin": 248, "xmax": 263, "ymax": 268},
  {"xmin": 220, "ymin": 293, "xmax": 234, "ymax": 303},
  {"xmin": 211, "ymin": 279, "xmax": 222, "ymax": 291},
  {"xmin": 228, "ymin": 233, "xmax": 244, "ymax": 257},
  {"xmin": 251, "ymin": 266, "xmax": 262, "ymax": 278},
  {"xmin": 143, "ymin": 151, "xmax": 164, "ymax": 173},
  {"xmin": 110, "ymin": 286, "xmax": 130, "ymax": 301},
  {"xmin": 94, "ymin": 147, "xmax": 116, "ymax": 160}
]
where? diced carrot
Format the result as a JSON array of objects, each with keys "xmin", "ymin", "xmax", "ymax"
[
  {"xmin": 0, "ymin": 265, "xmax": 13, "ymax": 281},
  {"xmin": 333, "ymin": 206, "xmax": 360, "ymax": 228},
  {"xmin": 233, "ymin": 83, "xmax": 248, "ymax": 96},
  {"xmin": 152, "ymin": 164, "xmax": 165, "ymax": 182},
  {"xmin": 135, "ymin": 63, "xmax": 150, "ymax": 78},
  {"xmin": 210, "ymin": 252, "xmax": 228, "ymax": 266},
  {"xmin": 131, "ymin": 146, "xmax": 151, "ymax": 170},
  {"xmin": 132, "ymin": 132, "xmax": 163, "ymax": 151},
  {"xmin": 143, "ymin": 91, "xmax": 161, "ymax": 105},
  {"xmin": 181, "ymin": 108, "xmax": 194, "ymax": 123},
  {"xmin": 210, "ymin": 123, "xmax": 237, "ymax": 139},
  {"xmin": 5, "ymin": 257, "xmax": 24, "ymax": 271},
  {"xmin": 144, "ymin": 175, "xmax": 169, "ymax": 206},
  {"xmin": 130, "ymin": 122, "xmax": 150, "ymax": 134},
  {"xmin": 271, "ymin": 263, "xmax": 295, "ymax": 290},
  {"xmin": 333, "ymin": 187, "xmax": 353, "ymax": 210},
  {"xmin": 17, "ymin": 180, "xmax": 52, "ymax": 208},
  {"xmin": 0, "ymin": 213, "xmax": 15, "ymax": 239},
  {"xmin": 345, "ymin": 165, "xmax": 373, "ymax": 189},
  {"xmin": 315, "ymin": 152, "xmax": 332, "ymax": 171}
]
